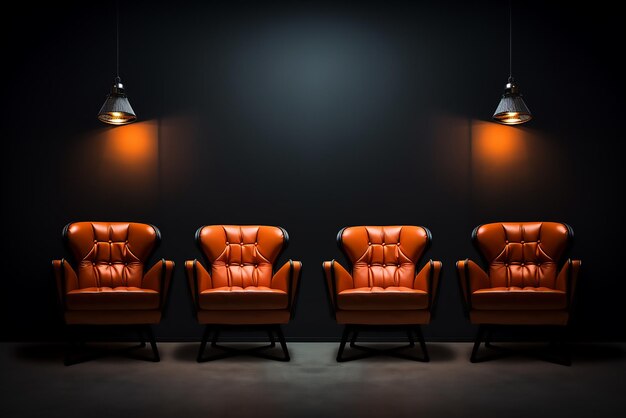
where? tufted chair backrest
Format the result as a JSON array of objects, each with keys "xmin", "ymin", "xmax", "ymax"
[
  {"xmin": 196, "ymin": 225, "xmax": 287, "ymax": 288},
  {"xmin": 473, "ymin": 222, "xmax": 572, "ymax": 288},
  {"xmin": 64, "ymin": 222, "xmax": 160, "ymax": 289},
  {"xmin": 338, "ymin": 226, "xmax": 431, "ymax": 289}
]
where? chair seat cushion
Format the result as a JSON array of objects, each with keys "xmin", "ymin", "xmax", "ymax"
[
  {"xmin": 471, "ymin": 287, "xmax": 567, "ymax": 310},
  {"xmin": 199, "ymin": 286, "xmax": 288, "ymax": 310},
  {"xmin": 66, "ymin": 287, "xmax": 159, "ymax": 310},
  {"xmin": 337, "ymin": 287, "xmax": 429, "ymax": 310}
]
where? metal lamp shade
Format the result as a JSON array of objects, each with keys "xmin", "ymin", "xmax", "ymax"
[
  {"xmin": 493, "ymin": 78, "xmax": 531, "ymax": 125},
  {"xmin": 97, "ymin": 78, "xmax": 136, "ymax": 125}
]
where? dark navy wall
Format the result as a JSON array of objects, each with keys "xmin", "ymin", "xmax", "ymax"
[{"xmin": 3, "ymin": 0, "xmax": 624, "ymax": 341}]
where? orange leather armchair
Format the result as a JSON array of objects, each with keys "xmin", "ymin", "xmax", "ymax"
[
  {"xmin": 52, "ymin": 222, "xmax": 174, "ymax": 365},
  {"xmin": 186, "ymin": 225, "xmax": 302, "ymax": 362},
  {"xmin": 323, "ymin": 226, "xmax": 442, "ymax": 361},
  {"xmin": 457, "ymin": 222, "xmax": 581, "ymax": 364}
]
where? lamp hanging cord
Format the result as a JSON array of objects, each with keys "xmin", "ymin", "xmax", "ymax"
[
  {"xmin": 116, "ymin": 0, "xmax": 120, "ymax": 80},
  {"xmin": 509, "ymin": 0, "xmax": 512, "ymax": 80}
]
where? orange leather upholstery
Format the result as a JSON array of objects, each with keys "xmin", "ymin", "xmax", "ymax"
[
  {"xmin": 199, "ymin": 287, "xmax": 287, "ymax": 310},
  {"xmin": 336, "ymin": 310, "xmax": 431, "ymax": 325},
  {"xmin": 472, "ymin": 287, "xmax": 566, "ymax": 310},
  {"xmin": 186, "ymin": 225, "xmax": 302, "ymax": 324},
  {"xmin": 66, "ymin": 287, "xmax": 159, "ymax": 310},
  {"xmin": 323, "ymin": 226, "xmax": 442, "ymax": 325},
  {"xmin": 469, "ymin": 310, "xmax": 570, "ymax": 325},
  {"xmin": 64, "ymin": 310, "xmax": 163, "ymax": 325},
  {"xmin": 324, "ymin": 226, "xmax": 441, "ymax": 361},
  {"xmin": 337, "ymin": 287, "xmax": 428, "ymax": 310},
  {"xmin": 187, "ymin": 225, "xmax": 302, "ymax": 362},
  {"xmin": 457, "ymin": 222, "xmax": 581, "ymax": 325},
  {"xmin": 52, "ymin": 222, "xmax": 174, "ymax": 325},
  {"xmin": 196, "ymin": 310, "xmax": 291, "ymax": 325}
]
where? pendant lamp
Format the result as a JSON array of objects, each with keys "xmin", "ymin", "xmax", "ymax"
[
  {"xmin": 493, "ymin": 1, "xmax": 531, "ymax": 125},
  {"xmin": 97, "ymin": 3, "xmax": 136, "ymax": 125}
]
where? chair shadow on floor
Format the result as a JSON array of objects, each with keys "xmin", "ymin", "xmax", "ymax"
[
  {"xmin": 171, "ymin": 341, "xmax": 293, "ymax": 363},
  {"xmin": 11, "ymin": 343, "xmax": 65, "ymax": 364},
  {"xmin": 461, "ymin": 341, "xmax": 625, "ymax": 365},
  {"xmin": 11, "ymin": 342, "xmax": 161, "ymax": 365},
  {"xmin": 172, "ymin": 343, "xmax": 200, "ymax": 362},
  {"xmin": 332, "ymin": 341, "xmax": 457, "ymax": 363},
  {"xmin": 9, "ymin": 342, "xmax": 623, "ymax": 365},
  {"xmin": 172, "ymin": 341, "xmax": 459, "ymax": 363},
  {"xmin": 424, "ymin": 343, "xmax": 457, "ymax": 361},
  {"xmin": 569, "ymin": 343, "xmax": 625, "ymax": 364}
]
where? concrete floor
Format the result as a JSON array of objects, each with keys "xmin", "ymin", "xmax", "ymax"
[{"xmin": 0, "ymin": 342, "xmax": 624, "ymax": 418}]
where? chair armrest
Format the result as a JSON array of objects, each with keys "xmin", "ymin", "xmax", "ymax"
[
  {"xmin": 413, "ymin": 260, "xmax": 443, "ymax": 310},
  {"xmin": 271, "ymin": 260, "xmax": 303, "ymax": 314},
  {"xmin": 270, "ymin": 261, "xmax": 291, "ymax": 292},
  {"xmin": 184, "ymin": 260, "xmax": 212, "ymax": 305},
  {"xmin": 184, "ymin": 260, "xmax": 194, "ymax": 307},
  {"xmin": 322, "ymin": 260, "xmax": 353, "ymax": 313},
  {"xmin": 52, "ymin": 259, "xmax": 78, "ymax": 304},
  {"xmin": 556, "ymin": 259, "xmax": 581, "ymax": 306},
  {"xmin": 184, "ymin": 260, "xmax": 198, "ymax": 313},
  {"xmin": 456, "ymin": 259, "xmax": 490, "ymax": 310},
  {"xmin": 142, "ymin": 259, "xmax": 175, "ymax": 308}
]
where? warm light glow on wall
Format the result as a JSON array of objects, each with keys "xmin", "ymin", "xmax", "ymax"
[
  {"xmin": 158, "ymin": 116, "xmax": 198, "ymax": 199},
  {"xmin": 470, "ymin": 119, "xmax": 555, "ymax": 209},
  {"xmin": 104, "ymin": 121, "xmax": 158, "ymax": 165},
  {"xmin": 66, "ymin": 120, "xmax": 160, "ymax": 209},
  {"xmin": 429, "ymin": 114, "xmax": 472, "ymax": 198},
  {"xmin": 472, "ymin": 120, "xmax": 527, "ymax": 168},
  {"xmin": 100, "ymin": 121, "xmax": 159, "ymax": 197}
]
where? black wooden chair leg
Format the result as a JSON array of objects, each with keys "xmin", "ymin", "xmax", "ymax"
[
  {"xmin": 470, "ymin": 325, "xmax": 486, "ymax": 363},
  {"xmin": 470, "ymin": 325, "xmax": 570, "ymax": 365},
  {"xmin": 337, "ymin": 325, "xmax": 429, "ymax": 362},
  {"xmin": 211, "ymin": 330, "xmax": 221, "ymax": 347},
  {"xmin": 197, "ymin": 326, "xmax": 212, "ymax": 362},
  {"xmin": 407, "ymin": 330, "xmax": 415, "ymax": 348},
  {"xmin": 64, "ymin": 325, "xmax": 159, "ymax": 365},
  {"xmin": 349, "ymin": 330, "xmax": 359, "ymax": 348},
  {"xmin": 145, "ymin": 326, "xmax": 160, "ymax": 362},
  {"xmin": 274, "ymin": 326, "xmax": 290, "ymax": 361},
  {"xmin": 484, "ymin": 327, "xmax": 493, "ymax": 348},
  {"xmin": 197, "ymin": 325, "xmax": 290, "ymax": 362},
  {"xmin": 540, "ymin": 328, "xmax": 572, "ymax": 366},
  {"xmin": 414, "ymin": 326, "xmax": 430, "ymax": 362},
  {"xmin": 268, "ymin": 329, "xmax": 276, "ymax": 348},
  {"xmin": 135, "ymin": 326, "xmax": 146, "ymax": 348},
  {"xmin": 336, "ymin": 326, "xmax": 352, "ymax": 362}
]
